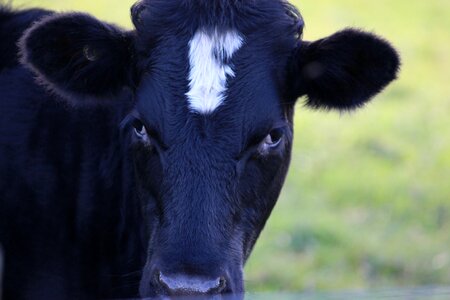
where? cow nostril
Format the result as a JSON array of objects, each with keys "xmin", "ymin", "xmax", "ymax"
[{"xmin": 157, "ymin": 271, "xmax": 227, "ymax": 295}]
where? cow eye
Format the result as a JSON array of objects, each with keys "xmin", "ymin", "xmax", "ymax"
[
  {"xmin": 265, "ymin": 128, "xmax": 284, "ymax": 147},
  {"xmin": 132, "ymin": 119, "xmax": 149, "ymax": 142},
  {"xmin": 259, "ymin": 128, "xmax": 284, "ymax": 153}
]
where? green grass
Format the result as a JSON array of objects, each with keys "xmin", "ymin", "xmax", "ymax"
[{"xmin": 11, "ymin": 0, "xmax": 450, "ymax": 293}]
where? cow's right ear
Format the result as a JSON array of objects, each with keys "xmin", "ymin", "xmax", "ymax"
[{"xmin": 19, "ymin": 13, "xmax": 134, "ymax": 105}]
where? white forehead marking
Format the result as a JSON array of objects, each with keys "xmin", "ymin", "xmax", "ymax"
[{"xmin": 186, "ymin": 29, "xmax": 244, "ymax": 114}]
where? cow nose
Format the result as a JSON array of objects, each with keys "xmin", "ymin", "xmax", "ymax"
[{"xmin": 157, "ymin": 271, "xmax": 226, "ymax": 295}]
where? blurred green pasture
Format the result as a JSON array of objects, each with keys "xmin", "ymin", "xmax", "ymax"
[{"xmin": 11, "ymin": 0, "xmax": 450, "ymax": 293}]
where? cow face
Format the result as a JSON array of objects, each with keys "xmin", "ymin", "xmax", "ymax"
[{"xmin": 19, "ymin": 0, "xmax": 399, "ymax": 297}]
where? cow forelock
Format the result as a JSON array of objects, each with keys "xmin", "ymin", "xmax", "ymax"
[{"xmin": 186, "ymin": 29, "xmax": 244, "ymax": 114}]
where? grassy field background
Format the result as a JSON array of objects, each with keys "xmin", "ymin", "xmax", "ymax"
[{"xmin": 10, "ymin": 0, "xmax": 450, "ymax": 293}]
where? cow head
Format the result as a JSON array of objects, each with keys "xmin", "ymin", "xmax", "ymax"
[{"xmin": 19, "ymin": 0, "xmax": 399, "ymax": 297}]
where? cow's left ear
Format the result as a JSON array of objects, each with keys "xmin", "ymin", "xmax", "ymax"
[
  {"xmin": 20, "ymin": 13, "xmax": 134, "ymax": 104},
  {"xmin": 287, "ymin": 29, "xmax": 400, "ymax": 110}
]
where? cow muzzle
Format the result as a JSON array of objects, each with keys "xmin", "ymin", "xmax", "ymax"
[{"xmin": 155, "ymin": 271, "xmax": 227, "ymax": 296}]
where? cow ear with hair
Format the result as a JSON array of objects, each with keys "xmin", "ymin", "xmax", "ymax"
[
  {"xmin": 19, "ymin": 13, "xmax": 134, "ymax": 105},
  {"xmin": 287, "ymin": 29, "xmax": 400, "ymax": 110}
]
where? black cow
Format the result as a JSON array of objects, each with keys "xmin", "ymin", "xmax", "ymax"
[{"xmin": 0, "ymin": 1, "xmax": 400, "ymax": 299}]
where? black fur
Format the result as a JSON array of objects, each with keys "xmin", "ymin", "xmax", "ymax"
[
  {"xmin": 0, "ymin": 67, "xmax": 140, "ymax": 299},
  {"xmin": 0, "ymin": 1, "xmax": 400, "ymax": 299},
  {"xmin": 19, "ymin": 13, "xmax": 134, "ymax": 104},
  {"xmin": 288, "ymin": 29, "xmax": 400, "ymax": 110}
]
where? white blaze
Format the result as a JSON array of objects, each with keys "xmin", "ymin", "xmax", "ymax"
[{"xmin": 186, "ymin": 29, "xmax": 244, "ymax": 114}]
